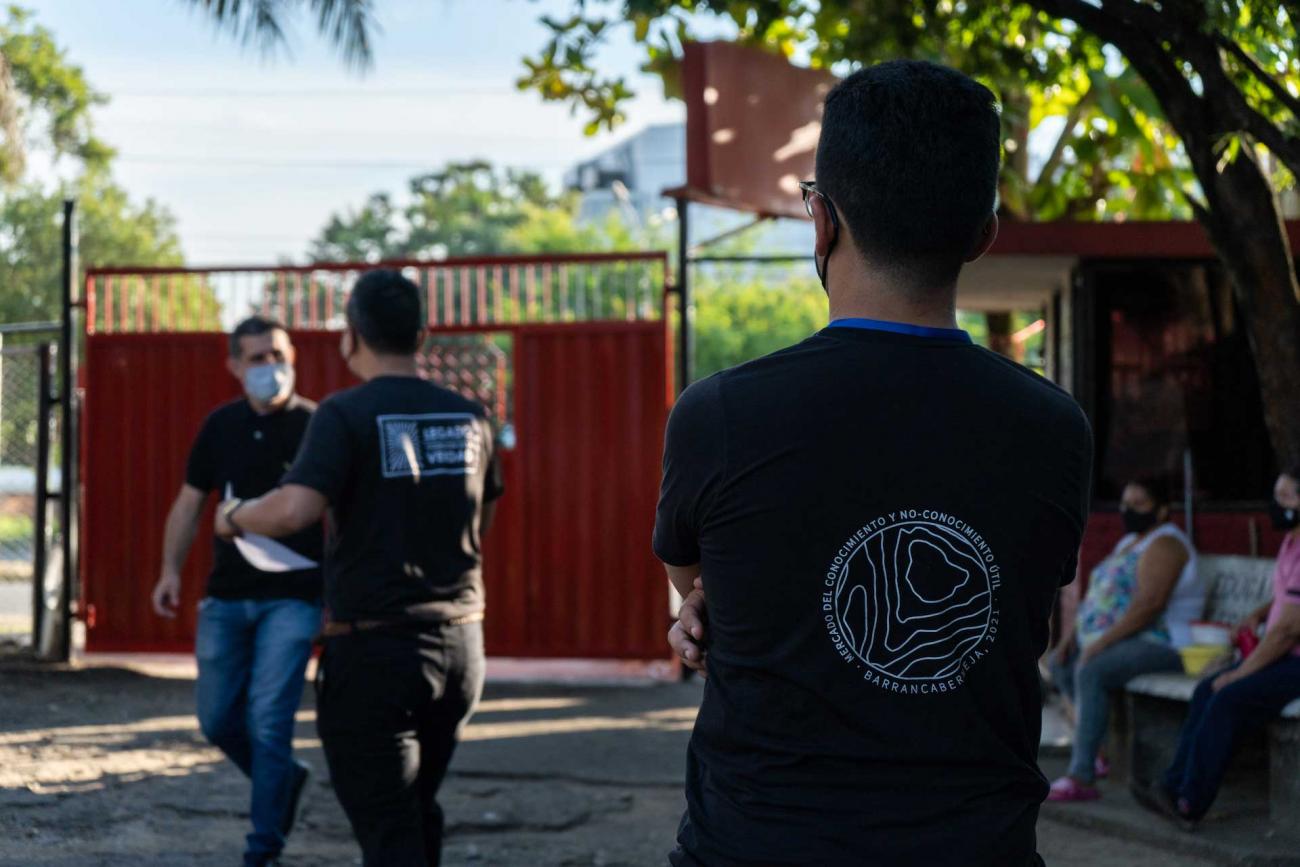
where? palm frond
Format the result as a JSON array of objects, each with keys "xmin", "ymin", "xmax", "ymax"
[
  {"xmin": 183, "ymin": 0, "xmax": 374, "ymax": 70},
  {"xmin": 310, "ymin": 0, "xmax": 376, "ymax": 71}
]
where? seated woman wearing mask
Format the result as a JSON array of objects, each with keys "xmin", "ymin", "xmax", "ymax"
[
  {"xmin": 1134, "ymin": 468, "xmax": 1300, "ymax": 829},
  {"xmin": 1047, "ymin": 478, "xmax": 1204, "ymax": 801}
]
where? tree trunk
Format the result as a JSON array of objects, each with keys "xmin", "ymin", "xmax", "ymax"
[
  {"xmin": 1023, "ymin": 0, "xmax": 1300, "ymax": 469},
  {"xmin": 1193, "ymin": 151, "xmax": 1300, "ymax": 468}
]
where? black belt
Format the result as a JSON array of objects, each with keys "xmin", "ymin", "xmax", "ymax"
[{"xmin": 320, "ymin": 610, "xmax": 484, "ymax": 638}]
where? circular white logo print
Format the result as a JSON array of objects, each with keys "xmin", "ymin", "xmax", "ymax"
[{"xmin": 822, "ymin": 509, "xmax": 1001, "ymax": 695}]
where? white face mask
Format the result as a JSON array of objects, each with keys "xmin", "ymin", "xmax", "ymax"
[{"xmin": 243, "ymin": 362, "xmax": 294, "ymax": 404}]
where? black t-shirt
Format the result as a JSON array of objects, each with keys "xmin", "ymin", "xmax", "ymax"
[
  {"xmin": 282, "ymin": 376, "xmax": 504, "ymax": 623},
  {"xmin": 654, "ymin": 322, "xmax": 1093, "ymax": 867},
  {"xmin": 185, "ymin": 395, "xmax": 323, "ymax": 602}
]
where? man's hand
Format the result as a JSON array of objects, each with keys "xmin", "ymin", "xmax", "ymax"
[
  {"xmin": 669, "ymin": 577, "xmax": 708, "ymax": 675},
  {"xmin": 152, "ymin": 572, "xmax": 181, "ymax": 618}
]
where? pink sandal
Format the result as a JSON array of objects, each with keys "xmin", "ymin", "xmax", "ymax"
[{"xmin": 1047, "ymin": 776, "xmax": 1101, "ymax": 802}]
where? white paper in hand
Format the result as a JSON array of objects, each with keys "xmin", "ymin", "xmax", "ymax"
[
  {"xmin": 233, "ymin": 533, "xmax": 318, "ymax": 573},
  {"xmin": 225, "ymin": 484, "xmax": 319, "ymax": 573}
]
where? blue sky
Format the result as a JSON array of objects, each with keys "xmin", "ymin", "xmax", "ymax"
[{"xmin": 28, "ymin": 0, "xmax": 703, "ymax": 264}]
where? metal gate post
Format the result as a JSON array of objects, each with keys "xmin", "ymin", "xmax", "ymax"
[
  {"xmin": 55, "ymin": 198, "xmax": 77, "ymax": 661},
  {"xmin": 32, "ymin": 343, "xmax": 53, "ymax": 649},
  {"xmin": 675, "ymin": 196, "xmax": 691, "ymax": 393}
]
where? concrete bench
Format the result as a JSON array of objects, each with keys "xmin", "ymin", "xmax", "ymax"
[{"xmin": 1118, "ymin": 554, "xmax": 1300, "ymax": 821}]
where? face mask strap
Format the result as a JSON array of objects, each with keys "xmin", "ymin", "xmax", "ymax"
[{"xmin": 815, "ymin": 205, "xmax": 840, "ymax": 295}]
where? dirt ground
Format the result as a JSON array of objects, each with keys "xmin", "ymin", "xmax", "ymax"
[{"xmin": 0, "ymin": 659, "xmax": 1278, "ymax": 867}]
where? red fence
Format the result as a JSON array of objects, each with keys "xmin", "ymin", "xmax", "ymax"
[
  {"xmin": 85, "ymin": 252, "xmax": 667, "ymax": 333},
  {"xmin": 81, "ymin": 254, "xmax": 674, "ymax": 658}
]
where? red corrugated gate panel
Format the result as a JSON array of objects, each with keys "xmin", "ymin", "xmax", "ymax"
[
  {"xmin": 82, "ymin": 323, "xmax": 671, "ymax": 658},
  {"xmin": 501, "ymin": 322, "xmax": 670, "ymax": 658}
]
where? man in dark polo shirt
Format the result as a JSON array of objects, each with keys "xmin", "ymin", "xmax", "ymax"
[
  {"xmin": 655, "ymin": 61, "xmax": 1093, "ymax": 866},
  {"xmin": 151, "ymin": 315, "xmax": 322, "ymax": 867},
  {"xmin": 212, "ymin": 269, "xmax": 504, "ymax": 867}
]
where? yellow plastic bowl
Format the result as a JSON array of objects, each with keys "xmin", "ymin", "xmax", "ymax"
[{"xmin": 1180, "ymin": 644, "xmax": 1228, "ymax": 676}]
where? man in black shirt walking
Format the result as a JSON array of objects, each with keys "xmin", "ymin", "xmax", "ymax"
[
  {"xmin": 655, "ymin": 61, "xmax": 1092, "ymax": 866},
  {"xmin": 213, "ymin": 269, "xmax": 504, "ymax": 867},
  {"xmin": 151, "ymin": 315, "xmax": 322, "ymax": 867}
]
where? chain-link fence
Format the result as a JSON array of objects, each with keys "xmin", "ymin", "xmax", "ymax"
[{"xmin": 0, "ymin": 345, "xmax": 49, "ymax": 647}]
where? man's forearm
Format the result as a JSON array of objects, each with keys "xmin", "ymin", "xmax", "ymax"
[
  {"xmin": 161, "ymin": 503, "xmax": 200, "ymax": 575},
  {"xmin": 664, "ymin": 562, "xmax": 701, "ymax": 599},
  {"xmin": 234, "ymin": 492, "xmax": 301, "ymax": 537},
  {"xmin": 227, "ymin": 484, "xmax": 326, "ymax": 538}
]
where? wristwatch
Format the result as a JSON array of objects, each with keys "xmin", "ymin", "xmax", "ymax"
[{"xmin": 221, "ymin": 499, "xmax": 246, "ymax": 537}]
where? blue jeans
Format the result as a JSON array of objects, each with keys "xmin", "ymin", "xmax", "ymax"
[
  {"xmin": 1162, "ymin": 656, "xmax": 1300, "ymax": 819},
  {"xmin": 195, "ymin": 597, "xmax": 321, "ymax": 864},
  {"xmin": 1049, "ymin": 636, "xmax": 1183, "ymax": 783}
]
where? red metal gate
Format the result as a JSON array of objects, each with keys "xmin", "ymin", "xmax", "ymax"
[{"xmin": 81, "ymin": 254, "xmax": 673, "ymax": 657}]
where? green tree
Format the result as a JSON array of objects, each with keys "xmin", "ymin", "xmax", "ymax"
[
  {"xmin": 0, "ymin": 173, "xmax": 184, "ymax": 326},
  {"xmin": 693, "ymin": 274, "xmax": 827, "ymax": 377},
  {"xmin": 520, "ymin": 1, "xmax": 1300, "ymax": 464},
  {"xmin": 0, "ymin": 6, "xmax": 112, "ymax": 184},
  {"xmin": 309, "ymin": 160, "xmax": 647, "ymax": 260},
  {"xmin": 0, "ymin": 7, "xmax": 185, "ymax": 326}
]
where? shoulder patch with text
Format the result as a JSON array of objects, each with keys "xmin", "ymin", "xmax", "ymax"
[{"xmin": 376, "ymin": 413, "xmax": 481, "ymax": 480}]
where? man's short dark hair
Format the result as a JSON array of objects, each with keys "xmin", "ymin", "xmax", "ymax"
[
  {"xmin": 815, "ymin": 59, "xmax": 1001, "ymax": 290},
  {"xmin": 229, "ymin": 315, "xmax": 287, "ymax": 358},
  {"xmin": 347, "ymin": 269, "xmax": 423, "ymax": 355}
]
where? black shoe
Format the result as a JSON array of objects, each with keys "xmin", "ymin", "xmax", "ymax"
[
  {"xmin": 1130, "ymin": 779, "xmax": 1198, "ymax": 832},
  {"xmin": 280, "ymin": 760, "xmax": 312, "ymax": 838}
]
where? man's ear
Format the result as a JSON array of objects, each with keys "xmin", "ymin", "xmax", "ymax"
[
  {"xmin": 965, "ymin": 213, "xmax": 999, "ymax": 263},
  {"xmin": 812, "ymin": 196, "xmax": 837, "ymax": 257},
  {"xmin": 226, "ymin": 356, "xmax": 241, "ymax": 381}
]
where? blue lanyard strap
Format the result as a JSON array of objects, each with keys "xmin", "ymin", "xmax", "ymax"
[{"xmin": 828, "ymin": 317, "xmax": 972, "ymax": 344}]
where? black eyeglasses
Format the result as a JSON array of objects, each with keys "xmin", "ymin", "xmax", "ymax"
[{"xmin": 798, "ymin": 180, "xmax": 839, "ymax": 231}]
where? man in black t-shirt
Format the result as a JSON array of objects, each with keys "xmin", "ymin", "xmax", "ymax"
[
  {"xmin": 655, "ymin": 61, "xmax": 1093, "ymax": 867},
  {"xmin": 213, "ymin": 270, "xmax": 504, "ymax": 867},
  {"xmin": 151, "ymin": 315, "xmax": 322, "ymax": 867}
]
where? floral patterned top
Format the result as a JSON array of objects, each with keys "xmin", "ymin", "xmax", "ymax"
[{"xmin": 1076, "ymin": 534, "xmax": 1173, "ymax": 648}]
